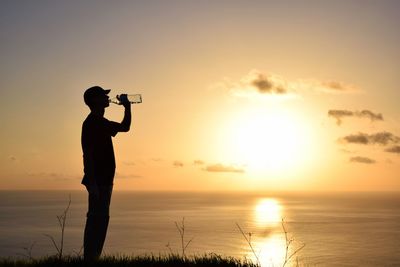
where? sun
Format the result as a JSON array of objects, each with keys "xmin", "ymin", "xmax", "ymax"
[{"xmin": 222, "ymin": 107, "xmax": 313, "ymax": 175}]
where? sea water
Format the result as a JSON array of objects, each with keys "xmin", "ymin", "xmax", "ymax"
[{"xmin": 0, "ymin": 191, "xmax": 399, "ymax": 266}]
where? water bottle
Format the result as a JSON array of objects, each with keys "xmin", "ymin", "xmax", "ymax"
[{"xmin": 109, "ymin": 94, "xmax": 142, "ymax": 105}]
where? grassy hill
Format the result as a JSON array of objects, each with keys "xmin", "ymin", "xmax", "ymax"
[{"xmin": 0, "ymin": 254, "xmax": 258, "ymax": 267}]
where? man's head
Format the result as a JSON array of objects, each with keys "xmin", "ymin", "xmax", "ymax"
[{"xmin": 84, "ymin": 86, "xmax": 110, "ymax": 109}]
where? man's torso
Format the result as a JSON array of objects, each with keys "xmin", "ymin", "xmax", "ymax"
[{"xmin": 81, "ymin": 114, "xmax": 119, "ymax": 185}]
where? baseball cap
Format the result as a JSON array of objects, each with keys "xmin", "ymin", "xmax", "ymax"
[{"xmin": 84, "ymin": 86, "xmax": 111, "ymax": 106}]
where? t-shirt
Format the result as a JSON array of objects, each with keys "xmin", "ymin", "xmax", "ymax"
[{"xmin": 81, "ymin": 113, "xmax": 120, "ymax": 186}]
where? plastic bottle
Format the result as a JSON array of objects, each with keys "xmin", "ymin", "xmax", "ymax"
[{"xmin": 109, "ymin": 94, "xmax": 142, "ymax": 105}]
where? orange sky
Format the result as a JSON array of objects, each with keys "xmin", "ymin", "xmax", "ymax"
[{"xmin": 1, "ymin": 1, "xmax": 399, "ymax": 191}]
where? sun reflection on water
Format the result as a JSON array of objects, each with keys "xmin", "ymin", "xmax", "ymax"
[
  {"xmin": 254, "ymin": 198, "xmax": 282, "ymax": 226},
  {"xmin": 245, "ymin": 198, "xmax": 287, "ymax": 266},
  {"xmin": 256, "ymin": 234, "xmax": 286, "ymax": 267}
]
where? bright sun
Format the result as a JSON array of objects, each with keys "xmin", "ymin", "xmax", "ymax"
[{"xmin": 222, "ymin": 107, "xmax": 313, "ymax": 175}]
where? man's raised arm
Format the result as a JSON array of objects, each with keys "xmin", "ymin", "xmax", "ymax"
[{"xmin": 119, "ymin": 95, "xmax": 131, "ymax": 132}]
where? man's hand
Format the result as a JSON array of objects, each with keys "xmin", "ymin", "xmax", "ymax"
[{"xmin": 117, "ymin": 94, "xmax": 131, "ymax": 108}]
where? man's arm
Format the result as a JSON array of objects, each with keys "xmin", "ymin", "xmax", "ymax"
[
  {"xmin": 84, "ymin": 149, "xmax": 96, "ymax": 185},
  {"xmin": 84, "ymin": 149, "xmax": 99, "ymax": 198},
  {"xmin": 119, "ymin": 104, "xmax": 131, "ymax": 132},
  {"xmin": 82, "ymin": 125, "xmax": 99, "ymax": 198},
  {"xmin": 118, "ymin": 94, "xmax": 131, "ymax": 132}
]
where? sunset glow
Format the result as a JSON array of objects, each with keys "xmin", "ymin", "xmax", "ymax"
[
  {"xmin": 224, "ymin": 107, "xmax": 313, "ymax": 175},
  {"xmin": 1, "ymin": 2, "xmax": 400, "ymax": 266},
  {"xmin": 0, "ymin": 1, "xmax": 399, "ymax": 192}
]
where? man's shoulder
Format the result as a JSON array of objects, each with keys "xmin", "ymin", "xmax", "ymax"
[
  {"xmin": 83, "ymin": 114, "xmax": 116, "ymax": 132},
  {"xmin": 82, "ymin": 114, "xmax": 99, "ymax": 131},
  {"xmin": 83, "ymin": 114, "xmax": 93, "ymax": 126},
  {"xmin": 83, "ymin": 113, "xmax": 107, "ymax": 125}
]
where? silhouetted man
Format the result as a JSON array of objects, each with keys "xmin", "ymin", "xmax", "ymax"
[{"xmin": 81, "ymin": 86, "xmax": 131, "ymax": 261}]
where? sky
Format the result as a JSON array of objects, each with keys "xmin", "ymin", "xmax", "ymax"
[{"xmin": 1, "ymin": 0, "xmax": 399, "ymax": 191}]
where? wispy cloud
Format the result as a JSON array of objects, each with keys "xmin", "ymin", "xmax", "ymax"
[
  {"xmin": 28, "ymin": 172, "xmax": 62, "ymax": 178},
  {"xmin": 340, "ymin": 132, "xmax": 400, "ymax": 145},
  {"xmin": 339, "ymin": 148, "xmax": 356, "ymax": 154},
  {"xmin": 8, "ymin": 155, "xmax": 17, "ymax": 162},
  {"xmin": 385, "ymin": 146, "xmax": 400, "ymax": 154},
  {"xmin": 204, "ymin": 164, "xmax": 245, "ymax": 173},
  {"xmin": 193, "ymin": 160, "xmax": 205, "ymax": 165},
  {"xmin": 123, "ymin": 161, "xmax": 136, "ymax": 166},
  {"xmin": 115, "ymin": 172, "xmax": 143, "ymax": 179},
  {"xmin": 173, "ymin": 160, "xmax": 184, "ymax": 167},
  {"xmin": 27, "ymin": 172, "xmax": 80, "ymax": 181},
  {"xmin": 215, "ymin": 70, "xmax": 294, "ymax": 99},
  {"xmin": 317, "ymin": 80, "xmax": 358, "ymax": 93},
  {"xmin": 328, "ymin": 109, "xmax": 383, "ymax": 125},
  {"xmin": 349, "ymin": 156, "xmax": 376, "ymax": 164},
  {"xmin": 214, "ymin": 69, "xmax": 359, "ymax": 100}
]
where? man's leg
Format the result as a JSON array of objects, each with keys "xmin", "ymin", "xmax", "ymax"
[
  {"xmin": 84, "ymin": 186, "xmax": 98, "ymax": 261},
  {"xmin": 83, "ymin": 185, "xmax": 113, "ymax": 261},
  {"xmin": 95, "ymin": 186, "xmax": 113, "ymax": 256}
]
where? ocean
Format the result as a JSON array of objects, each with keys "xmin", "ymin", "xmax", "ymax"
[{"xmin": 0, "ymin": 191, "xmax": 399, "ymax": 266}]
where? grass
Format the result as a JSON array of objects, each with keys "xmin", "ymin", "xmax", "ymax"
[
  {"xmin": 0, "ymin": 254, "xmax": 258, "ymax": 267},
  {"xmin": 43, "ymin": 195, "xmax": 71, "ymax": 260}
]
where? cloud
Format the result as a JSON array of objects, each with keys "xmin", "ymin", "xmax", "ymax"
[
  {"xmin": 28, "ymin": 172, "xmax": 61, "ymax": 178},
  {"xmin": 215, "ymin": 70, "xmax": 295, "ymax": 99},
  {"xmin": 340, "ymin": 132, "xmax": 400, "ymax": 145},
  {"xmin": 341, "ymin": 133, "xmax": 369, "ymax": 144},
  {"xmin": 328, "ymin": 109, "xmax": 383, "ymax": 125},
  {"xmin": 27, "ymin": 172, "xmax": 80, "ymax": 181},
  {"xmin": 318, "ymin": 81, "xmax": 358, "ymax": 93},
  {"xmin": 349, "ymin": 156, "xmax": 376, "ymax": 164},
  {"xmin": 328, "ymin": 110, "xmax": 353, "ymax": 125},
  {"xmin": 123, "ymin": 161, "xmax": 136, "ymax": 166},
  {"xmin": 339, "ymin": 148, "xmax": 356, "ymax": 154},
  {"xmin": 173, "ymin": 161, "xmax": 184, "ymax": 167},
  {"xmin": 115, "ymin": 172, "xmax": 143, "ymax": 179},
  {"xmin": 358, "ymin": 110, "xmax": 384, "ymax": 121},
  {"xmin": 385, "ymin": 159, "xmax": 393, "ymax": 164},
  {"xmin": 204, "ymin": 164, "xmax": 245, "ymax": 173},
  {"xmin": 385, "ymin": 146, "xmax": 400, "ymax": 154},
  {"xmin": 193, "ymin": 160, "xmax": 205, "ymax": 165},
  {"xmin": 250, "ymin": 72, "xmax": 288, "ymax": 94},
  {"xmin": 8, "ymin": 155, "xmax": 17, "ymax": 162},
  {"xmin": 214, "ymin": 69, "xmax": 359, "ymax": 100}
]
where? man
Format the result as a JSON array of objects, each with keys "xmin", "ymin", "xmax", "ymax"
[{"xmin": 81, "ymin": 86, "xmax": 131, "ymax": 261}]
